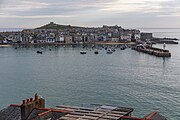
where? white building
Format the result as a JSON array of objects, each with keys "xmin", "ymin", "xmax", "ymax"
[
  {"xmin": 111, "ymin": 37, "xmax": 119, "ymax": 42},
  {"xmin": 120, "ymin": 34, "xmax": 132, "ymax": 41},
  {"xmin": 134, "ymin": 33, "xmax": 141, "ymax": 41},
  {"xmin": 57, "ymin": 35, "xmax": 65, "ymax": 43},
  {"xmin": 46, "ymin": 33, "xmax": 56, "ymax": 43}
]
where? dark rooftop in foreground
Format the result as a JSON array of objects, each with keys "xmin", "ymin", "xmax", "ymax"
[{"xmin": 0, "ymin": 94, "xmax": 167, "ymax": 120}]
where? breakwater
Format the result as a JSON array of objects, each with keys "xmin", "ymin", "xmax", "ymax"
[
  {"xmin": 151, "ymin": 37, "xmax": 179, "ymax": 44},
  {"xmin": 132, "ymin": 46, "xmax": 171, "ymax": 57}
]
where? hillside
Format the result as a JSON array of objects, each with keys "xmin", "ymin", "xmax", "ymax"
[{"xmin": 36, "ymin": 22, "xmax": 81, "ymax": 30}]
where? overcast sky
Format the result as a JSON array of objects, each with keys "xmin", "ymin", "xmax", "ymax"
[{"xmin": 0, "ymin": 0, "xmax": 180, "ymax": 28}]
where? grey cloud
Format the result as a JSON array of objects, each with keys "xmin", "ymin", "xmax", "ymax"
[
  {"xmin": 1, "ymin": 0, "xmax": 180, "ymax": 28},
  {"xmin": 0, "ymin": 0, "xmax": 4, "ymax": 8},
  {"xmin": 0, "ymin": 0, "xmax": 115, "ymax": 18}
]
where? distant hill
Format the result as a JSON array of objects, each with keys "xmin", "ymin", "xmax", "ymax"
[{"xmin": 35, "ymin": 22, "xmax": 81, "ymax": 30}]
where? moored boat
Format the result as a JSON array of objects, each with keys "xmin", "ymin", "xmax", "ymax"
[
  {"xmin": 80, "ymin": 50, "xmax": 87, "ymax": 54},
  {"xmin": 106, "ymin": 49, "xmax": 113, "ymax": 54},
  {"xmin": 37, "ymin": 51, "xmax": 43, "ymax": 54},
  {"xmin": 94, "ymin": 49, "xmax": 99, "ymax": 54},
  {"xmin": 112, "ymin": 48, "xmax": 116, "ymax": 52}
]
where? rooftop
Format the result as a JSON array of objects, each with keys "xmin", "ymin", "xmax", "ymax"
[
  {"xmin": 55, "ymin": 105, "xmax": 133, "ymax": 120},
  {"xmin": 0, "ymin": 104, "xmax": 134, "ymax": 120},
  {"xmin": 0, "ymin": 94, "xmax": 167, "ymax": 120}
]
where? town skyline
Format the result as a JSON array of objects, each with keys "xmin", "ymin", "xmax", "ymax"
[{"xmin": 1, "ymin": 0, "xmax": 180, "ymax": 28}]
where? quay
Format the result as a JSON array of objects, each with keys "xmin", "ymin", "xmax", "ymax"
[
  {"xmin": 132, "ymin": 45, "xmax": 171, "ymax": 57},
  {"xmin": 0, "ymin": 94, "xmax": 167, "ymax": 120},
  {"xmin": 0, "ymin": 44, "xmax": 11, "ymax": 47}
]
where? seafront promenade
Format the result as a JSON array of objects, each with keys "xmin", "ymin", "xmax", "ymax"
[{"xmin": 0, "ymin": 44, "xmax": 11, "ymax": 47}]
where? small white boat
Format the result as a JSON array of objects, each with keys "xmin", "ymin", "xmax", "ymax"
[
  {"xmin": 106, "ymin": 49, "xmax": 113, "ymax": 54},
  {"xmin": 80, "ymin": 50, "xmax": 87, "ymax": 54}
]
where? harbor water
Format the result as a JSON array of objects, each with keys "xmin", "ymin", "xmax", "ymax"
[{"xmin": 0, "ymin": 28, "xmax": 180, "ymax": 120}]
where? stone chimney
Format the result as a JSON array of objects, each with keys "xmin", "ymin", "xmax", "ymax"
[{"xmin": 21, "ymin": 93, "xmax": 45, "ymax": 120}]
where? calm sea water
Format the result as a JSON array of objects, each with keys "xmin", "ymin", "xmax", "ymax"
[{"xmin": 0, "ymin": 28, "xmax": 180, "ymax": 120}]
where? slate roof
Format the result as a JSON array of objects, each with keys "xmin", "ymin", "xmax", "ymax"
[
  {"xmin": 27, "ymin": 109, "xmax": 47, "ymax": 120},
  {"xmin": 0, "ymin": 105, "xmax": 65, "ymax": 120},
  {"xmin": 145, "ymin": 112, "xmax": 167, "ymax": 120},
  {"xmin": 27, "ymin": 109, "xmax": 66, "ymax": 120},
  {"xmin": 0, "ymin": 106, "xmax": 21, "ymax": 120}
]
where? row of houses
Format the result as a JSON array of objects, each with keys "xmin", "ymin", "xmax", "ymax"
[{"xmin": 0, "ymin": 25, "xmax": 152, "ymax": 44}]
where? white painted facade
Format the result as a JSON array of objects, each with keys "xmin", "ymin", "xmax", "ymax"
[
  {"xmin": 111, "ymin": 37, "xmax": 119, "ymax": 42},
  {"xmin": 121, "ymin": 34, "xmax": 132, "ymax": 41},
  {"xmin": 134, "ymin": 33, "xmax": 141, "ymax": 40},
  {"xmin": 59, "ymin": 35, "xmax": 65, "ymax": 42}
]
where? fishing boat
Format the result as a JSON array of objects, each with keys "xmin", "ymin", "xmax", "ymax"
[
  {"xmin": 94, "ymin": 49, "xmax": 99, "ymax": 54},
  {"xmin": 120, "ymin": 45, "xmax": 127, "ymax": 50},
  {"xmin": 37, "ymin": 51, "xmax": 43, "ymax": 54},
  {"xmin": 106, "ymin": 49, "xmax": 113, "ymax": 54},
  {"xmin": 120, "ymin": 47, "xmax": 125, "ymax": 50},
  {"xmin": 80, "ymin": 50, "xmax": 87, "ymax": 54},
  {"xmin": 112, "ymin": 48, "xmax": 116, "ymax": 52}
]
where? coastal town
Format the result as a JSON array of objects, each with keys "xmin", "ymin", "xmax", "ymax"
[{"xmin": 0, "ymin": 22, "xmax": 177, "ymax": 45}]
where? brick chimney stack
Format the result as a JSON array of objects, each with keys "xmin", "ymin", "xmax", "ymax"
[
  {"xmin": 22, "ymin": 100, "xmax": 26, "ymax": 104},
  {"xmin": 35, "ymin": 93, "xmax": 38, "ymax": 100},
  {"xmin": 30, "ymin": 98, "xmax": 33, "ymax": 102},
  {"xmin": 21, "ymin": 93, "xmax": 45, "ymax": 120},
  {"xmin": 26, "ymin": 99, "xmax": 30, "ymax": 103}
]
